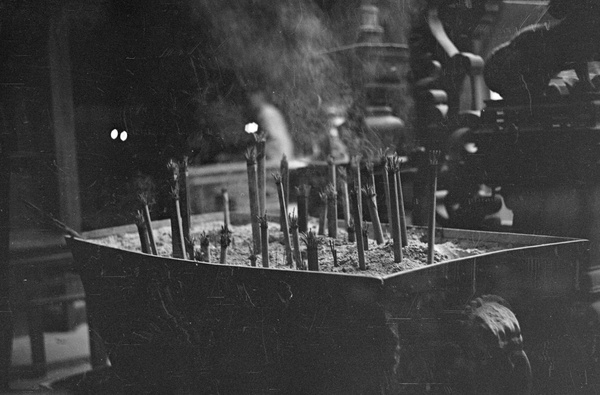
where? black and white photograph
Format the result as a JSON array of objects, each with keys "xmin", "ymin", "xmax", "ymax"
[{"xmin": 2, "ymin": 0, "xmax": 600, "ymax": 393}]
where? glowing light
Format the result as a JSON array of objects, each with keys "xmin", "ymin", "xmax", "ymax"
[
  {"xmin": 464, "ymin": 142, "xmax": 478, "ymax": 154},
  {"xmin": 245, "ymin": 122, "xmax": 259, "ymax": 134},
  {"xmin": 120, "ymin": 131, "xmax": 128, "ymax": 141},
  {"xmin": 111, "ymin": 129, "xmax": 118, "ymax": 140}
]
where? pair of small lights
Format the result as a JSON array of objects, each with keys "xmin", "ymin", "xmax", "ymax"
[{"xmin": 111, "ymin": 129, "xmax": 128, "ymax": 141}]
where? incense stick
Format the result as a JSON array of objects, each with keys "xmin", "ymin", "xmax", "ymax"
[
  {"xmin": 289, "ymin": 213, "xmax": 302, "ymax": 269},
  {"xmin": 273, "ymin": 173, "xmax": 293, "ymax": 266},
  {"xmin": 380, "ymin": 154, "xmax": 393, "ymax": 234},
  {"xmin": 258, "ymin": 214, "xmax": 269, "ymax": 268},
  {"xmin": 245, "ymin": 146, "xmax": 262, "ymax": 256},
  {"xmin": 318, "ymin": 191, "xmax": 328, "ymax": 236},
  {"xmin": 388, "ymin": 157, "xmax": 403, "ymax": 263},
  {"xmin": 280, "ymin": 154, "xmax": 289, "ymax": 230},
  {"xmin": 394, "ymin": 156, "xmax": 409, "ymax": 247},
  {"xmin": 427, "ymin": 150, "xmax": 441, "ymax": 265},
  {"xmin": 220, "ymin": 225, "xmax": 232, "ymax": 264},
  {"xmin": 363, "ymin": 184, "xmax": 384, "ymax": 244},
  {"xmin": 326, "ymin": 183, "xmax": 338, "ymax": 238},
  {"xmin": 180, "ymin": 156, "xmax": 193, "ymax": 258},
  {"xmin": 295, "ymin": 184, "xmax": 311, "ymax": 233},
  {"xmin": 256, "ymin": 134, "xmax": 267, "ymax": 216},
  {"xmin": 134, "ymin": 210, "xmax": 151, "ymax": 254},
  {"xmin": 222, "ymin": 188, "xmax": 231, "ymax": 229},
  {"xmin": 304, "ymin": 230, "xmax": 319, "ymax": 271}
]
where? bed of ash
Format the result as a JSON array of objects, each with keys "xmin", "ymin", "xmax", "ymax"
[{"xmin": 93, "ymin": 219, "xmax": 511, "ymax": 277}]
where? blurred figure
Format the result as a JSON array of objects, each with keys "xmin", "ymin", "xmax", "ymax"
[
  {"xmin": 248, "ymin": 91, "xmax": 294, "ymax": 160},
  {"xmin": 312, "ymin": 104, "xmax": 351, "ymax": 162}
]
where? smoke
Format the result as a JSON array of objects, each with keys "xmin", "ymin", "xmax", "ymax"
[{"xmin": 190, "ymin": 0, "xmax": 352, "ymax": 155}]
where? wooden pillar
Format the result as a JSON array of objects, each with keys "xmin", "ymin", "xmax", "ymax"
[
  {"xmin": 49, "ymin": 13, "xmax": 81, "ymax": 231},
  {"xmin": 0, "ymin": 128, "xmax": 12, "ymax": 390}
]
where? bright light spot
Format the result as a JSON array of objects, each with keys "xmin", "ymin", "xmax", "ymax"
[
  {"xmin": 464, "ymin": 142, "xmax": 478, "ymax": 153},
  {"xmin": 110, "ymin": 129, "xmax": 118, "ymax": 140},
  {"xmin": 120, "ymin": 131, "xmax": 128, "ymax": 141},
  {"xmin": 245, "ymin": 122, "xmax": 259, "ymax": 134},
  {"xmin": 489, "ymin": 91, "xmax": 503, "ymax": 101}
]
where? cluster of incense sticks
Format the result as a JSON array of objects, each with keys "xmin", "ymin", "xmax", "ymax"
[
  {"xmin": 349, "ymin": 157, "xmax": 366, "ymax": 270},
  {"xmin": 132, "ymin": 144, "xmax": 435, "ymax": 272},
  {"xmin": 134, "ymin": 157, "xmax": 193, "ymax": 259}
]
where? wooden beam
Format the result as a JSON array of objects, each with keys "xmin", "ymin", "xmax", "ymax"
[{"xmin": 49, "ymin": 12, "xmax": 81, "ymax": 231}]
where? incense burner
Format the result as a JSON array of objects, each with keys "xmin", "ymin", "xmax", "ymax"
[{"xmin": 63, "ymin": 212, "xmax": 594, "ymax": 394}]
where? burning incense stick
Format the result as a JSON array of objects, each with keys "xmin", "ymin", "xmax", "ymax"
[
  {"xmin": 365, "ymin": 158, "xmax": 383, "ymax": 240},
  {"xmin": 220, "ymin": 225, "xmax": 232, "ymax": 264},
  {"xmin": 350, "ymin": 186, "xmax": 366, "ymax": 270},
  {"xmin": 273, "ymin": 173, "xmax": 293, "ymax": 266},
  {"xmin": 180, "ymin": 156, "xmax": 193, "ymax": 258},
  {"xmin": 338, "ymin": 166, "xmax": 351, "ymax": 228},
  {"xmin": 318, "ymin": 191, "xmax": 328, "ymax": 236},
  {"xmin": 134, "ymin": 210, "xmax": 151, "ymax": 254},
  {"xmin": 245, "ymin": 146, "xmax": 262, "ymax": 255},
  {"xmin": 138, "ymin": 193, "xmax": 157, "ymax": 255},
  {"xmin": 427, "ymin": 150, "xmax": 441, "ymax": 265},
  {"xmin": 325, "ymin": 183, "xmax": 338, "ymax": 238},
  {"xmin": 394, "ymin": 156, "xmax": 409, "ymax": 247},
  {"xmin": 258, "ymin": 214, "xmax": 269, "ymax": 268},
  {"xmin": 167, "ymin": 160, "xmax": 187, "ymax": 259},
  {"xmin": 380, "ymin": 154, "xmax": 393, "ymax": 234},
  {"xmin": 289, "ymin": 213, "xmax": 302, "ymax": 269},
  {"xmin": 304, "ymin": 229, "xmax": 319, "ymax": 271},
  {"xmin": 363, "ymin": 184, "xmax": 384, "ymax": 244},
  {"xmin": 295, "ymin": 184, "xmax": 311, "ymax": 233},
  {"xmin": 353, "ymin": 156, "xmax": 363, "ymax": 216},
  {"xmin": 222, "ymin": 188, "xmax": 231, "ymax": 229},
  {"xmin": 281, "ymin": 154, "xmax": 290, "ymax": 229},
  {"xmin": 365, "ymin": 159, "xmax": 376, "ymax": 195},
  {"xmin": 255, "ymin": 132, "xmax": 267, "ymax": 216},
  {"xmin": 170, "ymin": 188, "xmax": 187, "ymax": 259},
  {"xmin": 388, "ymin": 157, "xmax": 403, "ymax": 263}
]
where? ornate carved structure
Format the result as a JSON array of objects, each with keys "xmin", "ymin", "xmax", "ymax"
[{"xmin": 408, "ymin": 3, "xmax": 600, "ymax": 392}]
